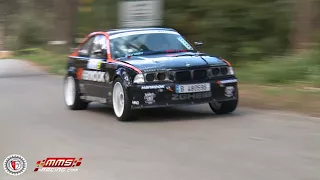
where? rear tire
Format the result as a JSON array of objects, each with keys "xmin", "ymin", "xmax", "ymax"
[
  {"xmin": 63, "ymin": 76, "xmax": 89, "ymax": 110},
  {"xmin": 112, "ymin": 78, "xmax": 135, "ymax": 121},
  {"xmin": 209, "ymin": 100, "xmax": 238, "ymax": 114}
]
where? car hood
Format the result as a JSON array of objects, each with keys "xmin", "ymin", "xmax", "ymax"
[{"xmin": 120, "ymin": 53, "xmax": 227, "ymax": 72}]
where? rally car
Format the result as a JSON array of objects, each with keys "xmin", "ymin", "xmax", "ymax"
[{"xmin": 64, "ymin": 28, "xmax": 239, "ymax": 121}]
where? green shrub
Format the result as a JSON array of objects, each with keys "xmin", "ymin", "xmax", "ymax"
[
  {"xmin": 237, "ymin": 50, "xmax": 320, "ymax": 85},
  {"xmin": 4, "ymin": 0, "xmax": 50, "ymax": 51}
]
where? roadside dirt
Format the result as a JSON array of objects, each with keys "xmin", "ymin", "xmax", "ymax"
[
  {"xmin": 0, "ymin": 51, "xmax": 13, "ymax": 58},
  {"xmin": 239, "ymin": 84, "xmax": 320, "ymax": 118}
]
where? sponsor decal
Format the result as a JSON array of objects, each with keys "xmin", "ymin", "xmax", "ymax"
[
  {"xmin": 109, "ymin": 30, "xmax": 179, "ymax": 39},
  {"xmin": 177, "ymin": 37, "xmax": 194, "ymax": 50},
  {"xmin": 3, "ymin": 154, "xmax": 27, "ymax": 176},
  {"xmin": 141, "ymin": 85, "xmax": 165, "ymax": 90},
  {"xmin": 127, "ymin": 52, "xmax": 144, "ymax": 57},
  {"xmin": 132, "ymin": 101, "xmax": 139, "ymax": 105},
  {"xmin": 123, "ymin": 72, "xmax": 131, "ymax": 86},
  {"xmin": 144, "ymin": 93, "xmax": 156, "ymax": 104},
  {"xmin": 105, "ymin": 72, "xmax": 110, "ymax": 83},
  {"xmin": 97, "ymin": 61, "xmax": 102, "ymax": 69},
  {"xmin": 87, "ymin": 59, "xmax": 103, "ymax": 70},
  {"xmin": 172, "ymin": 92, "xmax": 212, "ymax": 101},
  {"xmin": 124, "ymin": 75, "xmax": 129, "ymax": 82},
  {"xmin": 34, "ymin": 157, "xmax": 82, "ymax": 173},
  {"xmin": 224, "ymin": 86, "xmax": 235, "ymax": 97},
  {"xmin": 81, "ymin": 70, "xmax": 109, "ymax": 83},
  {"xmin": 81, "ymin": 96, "xmax": 107, "ymax": 103},
  {"xmin": 143, "ymin": 68, "xmax": 167, "ymax": 72}
]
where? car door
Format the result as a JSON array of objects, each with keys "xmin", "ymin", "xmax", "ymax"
[
  {"xmin": 82, "ymin": 34, "xmax": 111, "ymax": 103},
  {"xmin": 74, "ymin": 35, "xmax": 95, "ymax": 97}
]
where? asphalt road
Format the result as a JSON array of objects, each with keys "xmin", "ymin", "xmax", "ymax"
[{"xmin": 1, "ymin": 59, "xmax": 320, "ymax": 180}]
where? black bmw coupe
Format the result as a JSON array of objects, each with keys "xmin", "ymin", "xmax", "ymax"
[{"xmin": 64, "ymin": 28, "xmax": 239, "ymax": 121}]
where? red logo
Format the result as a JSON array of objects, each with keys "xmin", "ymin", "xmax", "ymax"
[
  {"xmin": 34, "ymin": 157, "xmax": 82, "ymax": 172},
  {"xmin": 3, "ymin": 154, "xmax": 27, "ymax": 176}
]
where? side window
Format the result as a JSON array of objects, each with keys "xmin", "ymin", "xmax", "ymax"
[
  {"xmin": 79, "ymin": 36, "xmax": 95, "ymax": 57},
  {"xmin": 90, "ymin": 35, "xmax": 107, "ymax": 59}
]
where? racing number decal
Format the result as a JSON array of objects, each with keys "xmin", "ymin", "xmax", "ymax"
[
  {"xmin": 96, "ymin": 61, "xmax": 102, "ymax": 69},
  {"xmin": 87, "ymin": 59, "xmax": 103, "ymax": 70}
]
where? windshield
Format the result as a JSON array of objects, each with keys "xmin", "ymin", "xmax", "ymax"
[{"xmin": 109, "ymin": 32, "xmax": 195, "ymax": 59}]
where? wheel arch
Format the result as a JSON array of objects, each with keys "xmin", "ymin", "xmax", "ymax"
[
  {"xmin": 66, "ymin": 57, "xmax": 77, "ymax": 78},
  {"xmin": 67, "ymin": 66, "xmax": 77, "ymax": 77},
  {"xmin": 112, "ymin": 67, "xmax": 137, "ymax": 88}
]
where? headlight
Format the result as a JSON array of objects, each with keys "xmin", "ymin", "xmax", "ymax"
[
  {"xmin": 227, "ymin": 67, "xmax": 235, "ymax": 75},
  {"xmin": 133, "ymin": 74, "xmax": 145, "ymax": 84}
]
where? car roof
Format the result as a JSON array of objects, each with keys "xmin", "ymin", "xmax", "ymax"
[{"xmin": 106, "ymin": 27, "xmax": 177, "ymax": 36}]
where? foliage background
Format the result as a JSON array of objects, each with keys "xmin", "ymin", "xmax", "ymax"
[
  {"xmin": 1, "ymin": 0, "xmax": 320, "ymax": 85},
  {"xmin": 2, "ymin": 0, "xmax": 295, "ymax": 62},
  {"xmin": 75, "ymin": 0, "xmax": 293, "ymax": 64}
]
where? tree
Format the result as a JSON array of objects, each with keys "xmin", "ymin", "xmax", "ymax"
[
  {"xmin": 290, "ymin": 0, "xmax": 318, "ymax": 52},
  {"xmin": 49, "ymin": 0, "xmax": 79, "ymax": 51},
  {"xmin": 0, "ymin": 0, "xmax": 8, "ymax": 50}
]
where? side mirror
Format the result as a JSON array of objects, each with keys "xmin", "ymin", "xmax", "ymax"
[
  {"xmin": 78, "ymin": 49, "xmax": 89, "ymax": 57},
  {"xmin": 194, "ymin": 41, "xmax": 203, "ymax": 47},
  {"xmin": 69, "ymin": 47, "xmax": 77, "ymax": 53},
  {"xmin": 93, "ymin": 49, "xmax": 104, "ymax": 54},
  {"xmin": 93, "ymin": 49, "xmax": 107, "ymax": 58}
]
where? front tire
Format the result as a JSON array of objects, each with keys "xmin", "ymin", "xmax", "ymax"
[
  {"xmin": 112, "ymin": 78, "xmax": 135, "ymax": 121},
  {"xmin": 209, "ymin": 100, "xmax": 238, "ymax": 114},
  {"xmin": 64, "ymin": 76, "xmax": 89, "ymax": 110}
]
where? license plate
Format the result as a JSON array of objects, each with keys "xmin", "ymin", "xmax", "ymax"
[{"xmin": 175, "ymin": 83, "xmax": 211, "ymax": 93}]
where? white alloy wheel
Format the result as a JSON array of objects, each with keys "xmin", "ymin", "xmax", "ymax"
[
  {"xmin": 64, "ymin": 76, "xmax": 76, "ymax": 106},
  {"xmin": 113, "ymin": 82, "xmax": 125, "ymax": 117}
]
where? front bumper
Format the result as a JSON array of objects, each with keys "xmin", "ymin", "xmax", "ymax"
[{"xmin": 128, "ymin": 78, "xmax": 239, "ymax": 109}]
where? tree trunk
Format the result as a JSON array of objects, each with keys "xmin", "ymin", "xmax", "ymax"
[
  {"xmin": 50, "ymin": 0, "xmax": 79, "ymax": 52},
  {"xmin": 70, "ymin": 0, "xmax": 80, "ymax": 47},
  {"xmin": 0, "ymin": 0, "xmax": 7, "ymax": 50},
  {"xmin": 0, "ymin": 25, "xmax": 4, "ymax": 50},
  {"xmin": 0, "ymin": 0, "xmax": 16, "ymax": 50},
  {"xmin": 290, "ymin": 0, "xmax": 317, "ymax": 52}
]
